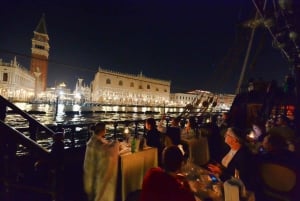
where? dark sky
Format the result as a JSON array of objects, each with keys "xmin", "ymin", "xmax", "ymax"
[{"xmin": 0, "ymin": 0, "xmax": 293, "ymax": 93}]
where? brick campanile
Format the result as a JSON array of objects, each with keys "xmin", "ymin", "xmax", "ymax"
[{"xmin": 30, "ymin": 14, "xmax": 50, "ymax": 92}]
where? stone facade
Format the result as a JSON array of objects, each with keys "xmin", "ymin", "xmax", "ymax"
[
  {"xmin": 91, "ymin": 68, "xmax": 171, "ymax": 105},
  {"xmin": 0, "ymin": 57, "xmax": 35, "ymax": 101}
]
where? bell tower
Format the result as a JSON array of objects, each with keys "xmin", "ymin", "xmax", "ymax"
[{"xmin": 30, "ymin": 14, "xmax": 50, "ymax": 92}]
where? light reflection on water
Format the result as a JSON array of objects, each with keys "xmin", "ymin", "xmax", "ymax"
[
  {"xmin": 7, "ymin": 103, "xmax": 168, "ymax": 154},
  {"xmin": 7, "ymin": 103, "xmax": 200, "ymax": 154},
  {"xmin": 6, "ymin": 103, "xmax": 165, "ymax": 127}
]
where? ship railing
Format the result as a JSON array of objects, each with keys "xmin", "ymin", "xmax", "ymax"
[{"xmin": 14, "ymin": 112, "xmax": 221, "ymax": 152}]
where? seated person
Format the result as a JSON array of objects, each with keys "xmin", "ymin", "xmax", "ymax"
[
  {"xmin": 268, "ymin": 114, "xmax": 296, "ymax": 152},
  {"xmin": 254, "ymin": 131, "xmax": 300, "ymax": 200},
  {"xmin": 258, "ymin": 131, "xmax": 299, "ymax": 171},
  {"xmin": 158, "ymin": 115, "xmax": 182, "ymax": 134},
  {"xmin": 181, "ymin": 117, "xmax": 198, "ymax": 139},
  {"xmin": 145, "ymin": 118, "xmax": 162, "ymax": 148},
  {"xmin": 145, "ymin": 118, "xmax": 163, "ymax": 166},
  {"xmin": 245, "ymin": 120, "xmax": 266, "ymax": 154},
  {"xmin": 139, "ymin": 145, "xmax": 196, "ymax": 201},
  {"xmin": 165, "ymin": 127, "xmax": 189, "ymax": 163},
  {"xmin": 207, "ymin": 127, "xmax": 253, "ymax": 189}
]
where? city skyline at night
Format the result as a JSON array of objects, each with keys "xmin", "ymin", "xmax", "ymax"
[{"xmin": 1, "ymin": 0, "xmax": 293, "ymax": 94}]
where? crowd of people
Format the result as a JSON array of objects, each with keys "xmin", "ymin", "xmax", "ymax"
[{"xmin": 82, "ymin": 109, "xmax": 299, "ymax": 201}]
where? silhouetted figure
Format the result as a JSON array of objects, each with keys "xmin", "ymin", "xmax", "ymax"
[{"xmin": 51, "ymin": 132, "xmax": 65, "ymax": 201}]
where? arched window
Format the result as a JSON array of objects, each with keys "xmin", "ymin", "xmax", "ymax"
[
  {"xmin": 119, "ymin": 80, "xmax": 123, "ymax": 86},
  {"xmin": 130, "ymin": 82, "xmax": 134, "ymax": 87},
  {"xmin": 156, "ymin": 88, "xmax": 159, "ymax": 91},
  {"xmin": 106, "ymin": 79, "xmax": 111, "ymax": 84},
  {"xmin": 147, "ymin": 84, "xmax": 150, "ymax": 89},
  {"xmin": 164, "ymin": 89, "xmax": 167, "ymax": 92},
  {"xmin": 139, "ymin": 85, "xmax": 143, "ymax": 89}
]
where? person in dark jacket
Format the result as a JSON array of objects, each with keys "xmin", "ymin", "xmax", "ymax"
[
  {"xmin": 145, "ymin": 118, "xmax": 162, "ymax": 149},
  {"xmin": 207, "ymin": 127, "xmax": 253, "ymax": 189},
  {"xmin": 145, "ymin": 118, "xmax": 163, "ymax": 166}
]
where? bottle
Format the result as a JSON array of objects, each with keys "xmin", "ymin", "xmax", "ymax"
[{"xmin": 131, "ymin": 137, "xmax": 136, "ymax": 153}]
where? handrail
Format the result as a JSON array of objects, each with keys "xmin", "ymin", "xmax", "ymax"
[
  {"xmin": 0, "ymin": 95, "xmax": 59, "ymax": 201},
  {"xmin": 0, "ymin": 120, "xmax": 50, "ymax": 156},
  {"xmin": 0, "ymin": 95, "xmax": 56, "ymax": 140}
]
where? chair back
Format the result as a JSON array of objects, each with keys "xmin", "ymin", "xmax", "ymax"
[{"xmin": 260, "ymin": 163, "xmax": 296, "ymax": 192}]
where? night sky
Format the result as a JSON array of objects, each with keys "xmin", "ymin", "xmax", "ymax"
[{"xmin": 1, "ymin": 0, "xmax": 293, "ymax": 93}]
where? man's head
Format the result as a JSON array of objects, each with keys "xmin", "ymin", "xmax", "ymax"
[
  {"xmin": 92, "ymin": 122, "xmax": 106, "ymax": 137},
  {"xmin": 162, "ymin": 145, "xmax": 184, "ymax": 172}
]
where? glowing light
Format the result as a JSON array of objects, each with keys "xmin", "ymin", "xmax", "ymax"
[
  {"xmin": 75, "ymin": 93, "xmax": 81, "ymax": 99},
  {"xmin": 124, "ymin": 127, "xmax": 130, "ymax": 134}
]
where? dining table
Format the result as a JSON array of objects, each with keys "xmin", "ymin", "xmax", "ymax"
[
  {"xmin": 116, "ymin": 144, "xmax": 158, "ymax": 201},
  {"xmin": 182, "ymin": 162, "xmax": 255, "ymax": 201}
]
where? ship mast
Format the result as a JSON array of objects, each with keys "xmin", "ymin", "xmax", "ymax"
[
  {"xmin": 250, "ymin": 0, "xmax": 300, "ymax": 132},
  {"xmin": 236, "ymin": 0, "xmax": 268, "ymax": 94},
  {"xmin": 235, "ymin": 13, "xmax": 258, "ymax": 94}
]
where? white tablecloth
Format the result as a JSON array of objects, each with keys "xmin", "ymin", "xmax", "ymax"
[{"xmin": 118, "ymin": 147, "xmax": 158, "ymax": 201}]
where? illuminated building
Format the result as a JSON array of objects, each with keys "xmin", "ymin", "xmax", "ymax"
[
  {"xmin": 91, "ymin": 67, "xmax": 171, "ymax": 105},
  {"xmin": 0, "ymin": 57, "xmax": 35, "ymax": 101},
  {"xmin": 74, "ymin": 78, "xmax": 91, "ymax": 103}
]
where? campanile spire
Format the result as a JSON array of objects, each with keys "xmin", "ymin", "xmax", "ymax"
[{"xmin": 30, "ymin": 13, "xmax": 50, "ymax": 92}]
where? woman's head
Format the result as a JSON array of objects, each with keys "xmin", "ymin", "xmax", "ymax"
[
  {"xmin": 186, "ymin": 117, "xmax": 197, "ymax": 129},
  {"xmin": 162, "ymin": 145, "xmax": 184, "ymax": 172},
  {"xmin": 145, "ymin": 118, "xmax": 156, "ymax": 130},
  {"xmin": 224, "ymin": 127, "xmax": 243, "ymax": 148},
  {"xmin": 249, "ymin": 120, "xmax": 266, "ymax": 141}
]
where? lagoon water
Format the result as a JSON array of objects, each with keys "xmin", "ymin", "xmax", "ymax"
[
  {"xmin": 6, "ymin": 102, "xmax": 169, "ymax": 153},
  {"xmin": 6, "ymin": 102, "xmax": 168, "ymax": 128}
]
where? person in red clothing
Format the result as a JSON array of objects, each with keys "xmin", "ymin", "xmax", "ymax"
[{"xmin": 139, "ymin": 145, "xmax": 196, "ymax": 201}]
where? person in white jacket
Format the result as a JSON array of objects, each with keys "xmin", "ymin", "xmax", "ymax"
[{"xmin": 83, "ymin": 122, "xmax": 119, "ymax": 201}]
